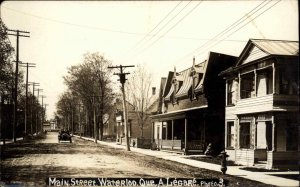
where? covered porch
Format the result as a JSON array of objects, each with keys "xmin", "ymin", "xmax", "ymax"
[
  {"xmin": 234, "ymin": 112, "xmax": 299, "ymax": 169},
  {"xmin": 151, "ymin": 106, "xmax": 208, "ymax": 154}
]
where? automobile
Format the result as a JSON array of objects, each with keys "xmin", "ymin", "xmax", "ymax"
[{"xmin": 58, "ymin": 130, "xmax": 72, "ymax": 143}]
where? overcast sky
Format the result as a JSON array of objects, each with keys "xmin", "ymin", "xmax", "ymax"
[{"xmin": 1, "ymin": 0, "xmax": 298, "ymax": 119}]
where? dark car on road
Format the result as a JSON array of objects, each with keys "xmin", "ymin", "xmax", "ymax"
[{"xmin": 58, "ymin": 130, "xmax": 72, "ymax": 143}]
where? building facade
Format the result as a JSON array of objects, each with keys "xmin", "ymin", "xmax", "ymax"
[
  {"xmin": 151, "ymin": 52, "xmax": 237, "ymax": 154},
  {"xmin": 220, "ymin": 39, "xmax": 299, "ymax": 169}
]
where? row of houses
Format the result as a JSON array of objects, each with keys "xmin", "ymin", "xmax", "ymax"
[{"xmin": 104, "ymin": 39, "xmax": 299, "ymax": 170}]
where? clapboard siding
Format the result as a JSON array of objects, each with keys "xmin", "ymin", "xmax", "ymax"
[
  {"xmin": 236, "ymin": 95, "xmax": 273, "ymax": 114},
  {"xmin": 235, "ymin": 149, "xmax": 255, "ymax": 166},
  {"xmin": 225, "ymin": 106, "xmax": 237, "ymax": 119},
  {"xmin": 226, "ymin": 149, "xmax": 236, "ymax": 161},
  {"xmin": 235, "ymin": 95, "xmax": 299, "ymax": 114}
]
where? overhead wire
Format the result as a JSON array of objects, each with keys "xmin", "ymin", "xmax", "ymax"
[
  {"xmin": 135, "ymin": 1, "xmax": 203, "ymax": 57},
  {"xmin": 2, "ymin": 4, "xmax": 240, "ymax": 43},
  {"xmin": 194, "ymin": 0, "xmax": 282, "ymax": 58},
  {"xmin": 130, "ymin": 1, "xmax": 183, "ymax": 51},
  {"xmin": 174, "ymin": 0, "xmax": 272, "ymax": 66},
  {"xmin": 133, "ymin": 1, "xmax": 192, "ymax": 50}
]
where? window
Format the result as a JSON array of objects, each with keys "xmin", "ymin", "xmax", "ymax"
[
  {"xmin": 152, "ymin": 87, "xmax": 156, "ymax": 95},
  {"xmin": 227, "ymin": 80, "xmax": 234, "ymax": 105},
  {"xmin": 240, "ymin": 122, "xmax": 251, "ymax": 148},
  {"xmin": 257, "ymin": 69, "xmax": 273, "ymax": 96},
  {"xmin": 279, "ymin": 66, "xmax": 299, "ymax": 95},
  {"xmin": 227, "ymin": 122, "xmax": 235, "ymax": 148},
  {"xmin": 240, "ymin": 74, "xmax": 255, "ymax": 99}
]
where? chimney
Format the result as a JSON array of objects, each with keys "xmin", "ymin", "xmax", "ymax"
[{"xmin": 152, "ymin": 87, "xmax": 156, "ymax": 96}]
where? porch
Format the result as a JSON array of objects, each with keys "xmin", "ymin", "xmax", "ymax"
[{"xmin": 155, "ymin": 139, "xmax": 206, "ymax": 154}]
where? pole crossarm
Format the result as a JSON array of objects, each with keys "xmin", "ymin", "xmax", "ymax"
[
  {"xmin": 8, "ymin": 28, "xmax": 30, "ymax": 142},
  {"xmin": 6, "ymin": 29, "xmax": 30, "ymax": 33},
  {"xmin": 108, "ymin": 64, "xmax": 135, "ymax": 151}
]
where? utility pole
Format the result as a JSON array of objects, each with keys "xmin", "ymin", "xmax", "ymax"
[
  {"xmin": 108, "ymin": 65, "xmax": 134, "ymax": 151},
  {"xmin": 29, "ymin": 82, "xmax": 39, "ymax": 134},
  {"xmin": 40, "ymin": 95, "xmax": 46, "ymax": 132},
  {"xmin": 6, "ymin": 29, "xmax": 30, "ymax": 142},
  {"xmin": 44, "ymin": 104, "xmax": 49, "ymax": 128},
  {"xmin": 34, "ymin": 88, "xmax": 42, "ymax": 134},
  {"xmin": 20, "ymin": 62, "xmax": 36, "ymax": 135},
  {"xmin": 30, "ymin": 82, "xmax": 40, "ymax": 135}
]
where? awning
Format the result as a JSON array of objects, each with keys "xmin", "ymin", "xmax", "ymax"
[
  {"xmin": 176, "ymin": 69, "xmax": 193, "ymax": 98},
  {"xmin": 164, "ymin": 85, "xmax": 174, "ymax": 101},
  {"xmin": 194, "ymin": 73, "xmax": 204, "ymax": 93},
  {"xmin": 150, "ymin": 105, "xmax": 208, "ymax": 121}
]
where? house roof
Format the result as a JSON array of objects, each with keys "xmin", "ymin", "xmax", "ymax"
[
  {"xmin": 237, "ymin": 39, "xmax": 299, "ymax": 66},
  {"xmin": 252, "ymin": 39, "xmax": 298, "ymax": 56}
]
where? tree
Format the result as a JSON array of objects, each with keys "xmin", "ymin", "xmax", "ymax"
[
  {"xmin": 1, "ymin": 18, "xmax": 27, "ymax": 138},
  {"xmin": 0, "ymin": 18, "xmax": 14, "ymax": 99},
  {"xmin": 56, "ymin": 91, "xmax": 78, "ymax": 132},
  {"xmin": 126, "ymin": 64, "xmax": 155, "ymax": 138},
  {"xmin": 62, "ymin": 52, "xmax": 114, "ymax": 141}
]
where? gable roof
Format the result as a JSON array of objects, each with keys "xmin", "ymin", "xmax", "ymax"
[{"xmin": 237, "ymin": 39, "xmax": 299, "ymax": 66}]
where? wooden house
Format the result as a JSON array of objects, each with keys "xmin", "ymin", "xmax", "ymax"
[
  {"xmin": 151, "ymin": 52, "xmax": 237, "ymax": 154},
  {"xmin": 220, "ymin": 39, "xmax": 299, "ymax": 169}
]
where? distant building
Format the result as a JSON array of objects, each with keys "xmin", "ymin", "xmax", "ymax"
[
  {"xmin": 43, "ymin": 121, "xmax": 51, "ymax": 131},
  {"xmin": 103, "ymin": 96, "xmax": 156, "ymax": 147},
  {"xmin": 220, "ymin": 39, "xmax": 299, "ymax": 169}
]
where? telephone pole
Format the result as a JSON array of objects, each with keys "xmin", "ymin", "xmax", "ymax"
[
  {"xmin": 40, "ymin": 95, "xmax": 46, "ymax": 131},
  {"xmin": 29, "ymin": 82, "xmax": 39, "ymax": 134},
  {"xmin": 20, "ymin": 62, "xmax": 36, "ymax": 135},
  {"xmin": 6, "ymin": 29, "xmax": 30, "ymax": 142},
  {"xmin": 108, "ymin": 65, "xmax": 134, "ymax": 151},
  {"xmin": 44, "ymin": 104, "xmax": 49, "ymax": 131},
  {"xmin": 35, "ymin": 88, "xmax": 42, "ymax": 134}
]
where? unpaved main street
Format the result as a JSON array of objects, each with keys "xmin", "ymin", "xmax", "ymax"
[{"xmin": 1, "ymin": 132, "xmax": 269, "ymax": 186}]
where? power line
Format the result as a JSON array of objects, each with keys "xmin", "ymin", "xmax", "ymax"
[
  {"xmin": 173, "ymin": 0, "xmax": 276, "ymax": 68},
  {"xmin": 136, "ymin": 1, "xmax": 203, "ymax": 57},
  {"xmin": 194, "ymin": 0, "xmax": 282, "ymax": 58},
  {"xmin": 175, "ymin": 0, "xmax": 271, "ymax": 65},
  {"xmin": 133, "ymin": 1, "xmax": 193, "ymax": 54},
  {"xmin": 1, "ymin": 6, "xmax": 146, "ymax": 36},
  {"xmin": 2, "ymin": 4, "xmax": 242, "ymax": 43},
  {"xmin": 130, "ymin": 1, "xmax": 183, "ymax": 51}
]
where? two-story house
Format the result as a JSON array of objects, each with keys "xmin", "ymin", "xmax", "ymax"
[
  {"xmin": 220, "ymin": 39, "xmax": 299, "ymax": 169},
  {"xmin": 151, "ymin": 52, "xmax": 237, "ymax": 154}
]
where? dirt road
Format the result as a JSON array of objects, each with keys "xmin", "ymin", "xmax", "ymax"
[{"xmin": 0, "ymin": 132, "xmax": 270, "ymax": 186}]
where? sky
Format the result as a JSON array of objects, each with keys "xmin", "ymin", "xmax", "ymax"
[{"xmin": 1, "ymin": 0, "xmax": 298, "ymax": 120}]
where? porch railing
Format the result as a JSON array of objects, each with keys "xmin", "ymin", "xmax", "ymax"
[{"xmin": 155, "ymin": 139, "xmax": 182, "ymax": 150}]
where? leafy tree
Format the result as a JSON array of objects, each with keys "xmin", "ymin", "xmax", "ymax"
[
  {"xmin": 0, "ymin": 18, "xmax": 14, "ymax": 100},
  {"xmin": 62, "ymin": 52, "xmax": 114, "ymax": 141}
]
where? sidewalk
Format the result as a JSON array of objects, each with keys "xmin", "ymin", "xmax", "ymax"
[
  {"xmin": 0, "ymin": 137, "xmax": 24, "ymax": 145},
  {"xmin": 77, "ymin": 136, "xmax": 299, "ymax": 187}
]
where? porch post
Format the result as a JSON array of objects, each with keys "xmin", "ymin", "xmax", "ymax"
[
  {"xmin": 272, "ymin": 63, "xmax": 276, "ymax": 94},
  {"xmin": 165, "ymin": 122, "xmax": 168, "ymax": 140},
  {"xmin": 172, "ymin": 120, "xmax": 174, "ymax": 150},
  {"xmin": 272, "ymin": 116, "xmax": 276, "ymax": 151},
  {"xmin": 161, "ymin": 121, "xmax": 163, "ymax": 149},
  {"xmin": 184, "ymin": 118, "xmax": 188, "ymax": 155},
  {"xmin": 254, "ymin": 69, "xmax": 257, "ymax": 97},
  {"xmin": 151, "ymin": 122, "xmax": 154, "ymax": 143},
  {"xmin": 238, "ymin": 72, "xmax": 241, "ymax": 99}
]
